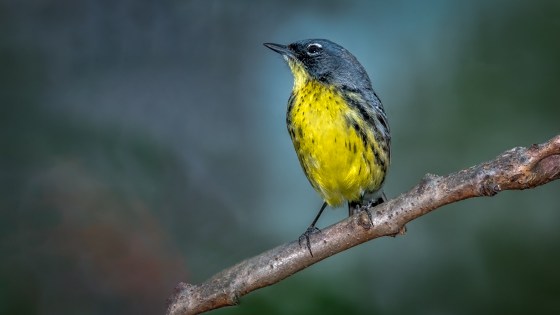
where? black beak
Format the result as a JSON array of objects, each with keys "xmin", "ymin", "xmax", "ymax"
[{"xmin": 263, "ymin": 42, "xmax": 293, "ymax": 57}]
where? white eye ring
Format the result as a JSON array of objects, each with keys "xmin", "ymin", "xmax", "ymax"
[{"xmin": 306, "ymin": 43, "xmax": 322, "ymax": 56}]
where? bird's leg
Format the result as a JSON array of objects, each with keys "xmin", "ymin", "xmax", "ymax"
[
  {"xmin": 298, "ymin": 202, "xmax": 327, "ymax": 256},
  {"xmin": 348, "ymin": 192, "xmax": 388, "ymax": 226}
]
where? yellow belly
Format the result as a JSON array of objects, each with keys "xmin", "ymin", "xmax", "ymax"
[{"xmin": 287, "ymin": 80, "xmax": 386, "ymax": 206}]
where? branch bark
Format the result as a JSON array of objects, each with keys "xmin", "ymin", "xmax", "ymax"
[{"xmin": 166, "ymin": 135, "xmax": 560, "ymax": 315}]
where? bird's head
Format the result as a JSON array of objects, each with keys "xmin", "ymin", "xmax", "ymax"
[{"xmin": 264, "ymin": 38, "xmax": 371, "ymax": 90}]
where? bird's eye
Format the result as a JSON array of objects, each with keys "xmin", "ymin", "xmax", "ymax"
[{"xmin": 306, "ymin": 43, "xmax": 322, "ymax": 56}]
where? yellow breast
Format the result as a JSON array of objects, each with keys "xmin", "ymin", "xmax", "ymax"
[{"xmin": 287, "ymin": 79, "xmax": 386, "ymax": 206}]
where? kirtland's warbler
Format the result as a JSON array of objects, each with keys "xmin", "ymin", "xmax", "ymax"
[{"xmin": 264, "ymin": 39, "xmax": 391, "ymax": 254}]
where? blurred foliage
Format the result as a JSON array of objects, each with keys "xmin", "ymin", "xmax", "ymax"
[{"xmin": 1, "ymin": 0, "xmax": 559, "ymax": 314}]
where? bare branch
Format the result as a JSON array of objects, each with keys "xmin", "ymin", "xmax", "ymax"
[{"xmin": 166, "ymin": 135, "xmax": 560, "ymax": 315}]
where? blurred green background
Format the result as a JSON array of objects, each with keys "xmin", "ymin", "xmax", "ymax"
[{"xmin": 1, "ymin": 0, "xmax": 559, "ymax": 314}]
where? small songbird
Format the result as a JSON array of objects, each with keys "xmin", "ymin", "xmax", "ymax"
[{"xmin": 264, "ymin": 39, "xmax": 391, "ymax": 254}]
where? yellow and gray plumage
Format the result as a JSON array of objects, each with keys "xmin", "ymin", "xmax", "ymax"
[{"xmin": 264, "ymin": 39, "xmax": 390, "ymax": 251}]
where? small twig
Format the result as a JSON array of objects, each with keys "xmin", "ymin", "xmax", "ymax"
[{"xmin": 166, "ymin": 135, "xmax": 560, "ymax": 315}]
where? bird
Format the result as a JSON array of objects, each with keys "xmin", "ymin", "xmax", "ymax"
[{"xmin": 264, "ymin": 39, "xmax": 391, "ymax": 255}]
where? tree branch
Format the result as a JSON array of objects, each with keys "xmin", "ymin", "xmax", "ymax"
[{"xmin": 166, "ymin": 135, "xmax": 560, "ymax": 315}]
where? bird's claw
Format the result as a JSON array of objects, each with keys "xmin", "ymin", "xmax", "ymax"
[{"xmin": 298, "ymin": 226, "xmax": 321, "ymax": 257}]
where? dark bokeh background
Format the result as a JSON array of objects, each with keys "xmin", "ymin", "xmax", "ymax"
[{"xmin": 1, "ymin": 1, "xmax": 559, "ymax": 314}]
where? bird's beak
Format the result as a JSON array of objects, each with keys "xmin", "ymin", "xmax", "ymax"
[{"xmin": 263, "ymin": 43, "xmax": 294, "ymax": 58}]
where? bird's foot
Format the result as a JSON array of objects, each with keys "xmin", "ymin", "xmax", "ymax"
[{"xmin": 298, "ymin": 226, "xmax": 321, "ymax": 257}]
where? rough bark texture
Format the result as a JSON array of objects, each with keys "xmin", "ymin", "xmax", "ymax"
[{"xmin": 166, "ymin": 135, "xmax": 560, "ymax": 315}]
